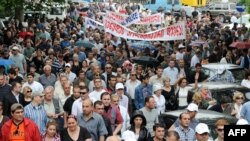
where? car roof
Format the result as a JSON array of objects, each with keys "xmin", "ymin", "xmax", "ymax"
[
  {"xmin": 162, "ymin": 109, "xmax": 237, "ymax": 122},
  {"xmin": 202, "ymin": 63, "xmax": 242, "ymax": 70},
  {"xmin": 187, "ymin": 82, "xmax": 245, "ymax": 90}
]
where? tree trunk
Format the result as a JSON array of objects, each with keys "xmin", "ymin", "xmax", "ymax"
[{"xmin": 15, "ymin": 3, "xmax": 24, "ymax": 22}]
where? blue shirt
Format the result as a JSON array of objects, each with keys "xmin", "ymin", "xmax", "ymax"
[
  {"xmin": 77, "ymin": 112, "xmax": 108, "ymax": 141},
  {"xmin": 240, "ymin": 101, "xmax": 250, "ymax": 123},
  {"xmin": 24, "ymin": 103, "xmax": 48, "ymax": 134},
  {"xmin": 163, "ymin": 67, "xmax": 179, "ymax": 85},
  {"xmin": 175, "ymin": 126, "xmax": 195, "ymax": 141}
]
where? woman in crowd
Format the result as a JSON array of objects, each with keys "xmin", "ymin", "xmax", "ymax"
[
  {"xmin": 241, "ymin": 71, "xmax": 250, "ymax": 89},
  {"xmin": 214, "ymin": 119, "xmax": 229, "ymax": 141},
  {"xmin": 60, "ymin": 115, "xmax": 92, "ymax": 141},
  {"xmin": 0, "ymin": 102, "xmax": 9, "ymax": 139},
  {"xmin": 230, "ymin": 91, "xmax": 245, "ymax": 119},
  {"xmin": 71, "ymin": 53, "xmax": 82, "ymax": 75},
  {"xmin": 81, "ymin": 60, "xmax": 90, "ymax": 72},
  {"xmin": 199, "ymin": 86, "xmax": 216, "ymax": 109},
  {"xmin": 175, "ymin": 77, "xmax": 193, "ymax": 109},
  {"xmin": 152, "ymin": 83, "xmax": 165, "ymax": 114},
  {"xmin": 128, "ymin": 110, "xmax": 151, "ymax": 141},
  {"xmin": 42, "ymin": 120, "xmax": 60, "ymax": 141},
  {"xmin": 22, "ymin": 86, "xmax": 33, "ymax": 106},
  {"xmin": 191, "ymin": 92, "xmax": 202, "ymax": 107},
  {"xmin": 161, "ymin": 77, "xmax": 177, "ymax": 111}
]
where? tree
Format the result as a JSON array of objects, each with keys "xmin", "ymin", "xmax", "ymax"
[
  {"xmin": 240, "ymin": 0, "xmax": 250, "ymax": 13},
  {"xmin": 0, "ymin": 0, "xmax": 65, "ymax": 21}
]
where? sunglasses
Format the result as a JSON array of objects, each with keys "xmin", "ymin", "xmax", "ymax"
[
  {"xmin": 27, "ymin": 90, "xmax": 32, "ymax": 93},
  {"xmin": 217, "ymin": 128, "xmax": 224, "ymax": 132},
  {"xmin": 236, "ymin": 97, "xmax": 244, "ymax": 100},
  {"xmin": 80, "ymin": 92, "xmax": 87, "ymax": 95}
]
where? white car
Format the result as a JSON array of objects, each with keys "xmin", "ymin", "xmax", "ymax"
[{"xmin": 223, "ymin": 14, "xmax": 250, "ymax": 29}]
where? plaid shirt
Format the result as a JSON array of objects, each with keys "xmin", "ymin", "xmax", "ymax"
[
  {"xmin": 208, "ymin": 70, "xmax": 235, "ymax": 83},
  {"xmin": 175, "ymin": 126, "xmax": 195, "ymax": 141}
]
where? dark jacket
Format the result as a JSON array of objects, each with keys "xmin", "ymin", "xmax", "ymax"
[
  {"xmin": 102, "ymin": 115, "xmax": 113, "ymax": 138},
  {"xmin": 128, "ymin": 110, "xmax": 151, "ymax": 141},
  {"xmin": 3, "ymin": 92, "xmax": 24, "ymax": 117}
]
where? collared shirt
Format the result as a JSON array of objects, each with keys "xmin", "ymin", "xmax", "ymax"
[
  {"xmin": 24, "ymin": 103, "xmax": 48, "ymax": 134},
  {"xmin": 163, "ymin": 67, "xmax": 179, "ymax": 85},
  {"xmin": 208, "ymin": 70, "xmax": 235, "ymax": 83},
  {"xmin": 116, "ymin": 94, "xmax": 128, "ymax": 110},
  {"xmin": 77, "ymin": 112, "xmax": 108, "ymax": 141},
  {"xmin": 125, "ymin": 79, "xmax": 141, "ymax": 99},
  {"xmin": 148, "ymin": 75, "xmax": 165, "ymax": 86},
  {"xmin": 175, "ymin": 126, "xmax": 195, "ymax": 141},
  {"xmin": 71, "ymin": 97, "xmax": 97, "ymax": 116},
  {"xmin": 39, "ymin": 74, "xmax": 57, "ymax": 88}
]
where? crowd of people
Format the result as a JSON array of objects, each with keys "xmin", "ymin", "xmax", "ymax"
[{"xmin": 0, "ymin": 1, "xmax": 250, "ymax": 141}]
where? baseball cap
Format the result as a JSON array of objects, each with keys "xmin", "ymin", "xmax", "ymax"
[
  {"xmin": 195, "ymin": 123, "xmax": 209, "ymax": 134},
  {"xmin": 65, "ymin": 63, "xmax": 71, "ymax": 67},
  {"xmin": 12, "ymin": 46, "xmax": 19, "ymax": 51},
  {"xmin": 186, "ymin": 103, "xmax": 198, "ymax": 112},
  {"xmin": 116, "ymin": 83, "xmax": 124, "ymax": 90},
  {"xmin": 236, "ymin": 119, "xmax": 249, "ymax": 125},
  {"xmin": 11, "ymin": 103, "xmax": 24, "ymax": 113},
  {"xmin": 32, "ymin": 92, "xmax": 45, "ymax": 97},
  {"xmin": 153, "ymin": 83, "xmax": 163, "ymax": 93}
]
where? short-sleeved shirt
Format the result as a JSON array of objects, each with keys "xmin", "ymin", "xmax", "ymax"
[
  {"xmin": 77, "ymin": 112, "xmax": 108, "ymax": 141},
  {"xmin": 63, "ymin": 95, "xmax": 76, "ymax": 115},
  {"xmin": 60, "ymin": 126, "xmax": 91, "ymax": 141}
]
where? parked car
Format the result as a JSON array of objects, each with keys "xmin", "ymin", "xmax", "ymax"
[
  {"xmin": 159, "ymin": 109, "xmax": 238, "ymax": 139},
  {"xmin": 187, "ymin": 82, "xmax": 250, "ymax": 104},
  {"xmin": 208, "ymin": 2, "xmax": 239, "ymax": 23},
  {"xmin": 201, "ymin": 63, "xmax": 245, "ymax": 83}
]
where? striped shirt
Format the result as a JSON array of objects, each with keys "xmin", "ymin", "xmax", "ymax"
[{"xmin": 24, "ymin": 103, "xmax": 48, "ymax": 135}]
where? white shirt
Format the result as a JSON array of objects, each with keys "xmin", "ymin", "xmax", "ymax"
[
  {"xmin": 178, "ymin": 87, "xmax": 189, "ymax": 107},
  {"xmin": 153, "ymin": 94, "xmax": 165, "ymax": 115},
  {"xmin": 190, "ymin": 54, "xmax": 200, "ymax": 67},
  {"xmin": 71, "ymin": 97, "xmax": 97, "ymax": 116},
  {"xmin": 88, "ymin": 80, "xmax": 107, "ymax": 92},
  {"xmin": 22, "ymin": 81, "xmax": 44, "ymax": 94},
  {"xmin": 125, "ymin": 79, "xmax": 141, "ymax": 99},
  {"xmin": 89, "ymin": 89, "xmax": 106, "ymax": 101},
  {"xmin": 66, "ymin": 71, "xmax": 76, "ymax": 83},
  {"xmin": 241, "ymin": 79, "xmax": 250, "ymax": 89},
  {"xmin": 118, "ymin": 105, "xmax": 130, "ymax": 132}
]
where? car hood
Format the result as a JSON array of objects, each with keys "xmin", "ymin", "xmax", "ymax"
[{"xmin": 187, "ymin": 82, "xmax": 244, "ymax": 90}]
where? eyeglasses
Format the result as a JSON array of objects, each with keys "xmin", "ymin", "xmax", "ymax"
[
  {"xmin": 80, "ymin": 92, "xmax": 87, "ymax": 95},
  {"xmin": 27, "ymin": 90, "xmax": 32, "ymax": 93},
  {"xmin": 236, "ymin": 97, "xmax": 244, "ymax": 100},
  {"xmin": 217, "ymin": 128, "xmax": 224, "ymax": 132}
]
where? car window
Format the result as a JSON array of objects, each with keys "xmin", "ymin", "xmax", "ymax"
[
  {"xmin": 222, "ymin": 4, "xmax": 228, "ymax": 10},
  {"xmin": 230, "ymin": 69, "xmax": 245, "ymax": 82}
]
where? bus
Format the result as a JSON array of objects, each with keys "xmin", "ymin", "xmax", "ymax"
[
  {"xmin": 181, "ymin": 0, "xmax": 207, "ymax": 7},
  {"xmin": 144, "ymin": 0, "xmax": 182, "ymax": 12}
]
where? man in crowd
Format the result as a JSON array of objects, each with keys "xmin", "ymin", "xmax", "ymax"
[
  {"xmin": 39, "ymin": 65, "xmax": 57, "ymax": 88},
  {"xmin": 1, "ymin": 103, "xmax": 41, "ymax": 140}
]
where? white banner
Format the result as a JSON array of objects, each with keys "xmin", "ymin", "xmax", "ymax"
[
  {"xmin": 103, "ymin": 18, "xmax": 186, "ymax": 41},
  {"xmin": 121, "ymin": 10, "xmax": 140, "ymax": 26},
  {"xmin": 106, "ymin": 12, "xmax": 162, "ymax": 25},
  {"xmin": 85, "ymin": 17, "xmax": 104, "ymax": 29}
]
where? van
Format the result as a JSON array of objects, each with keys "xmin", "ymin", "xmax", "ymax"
[
  {"xmin": 144, "ymin": 0, "xmax": 182, "ymax": 13},
  {"xmin": 208, "ymin": 2, "xmax": 238, "ymax": 23}
]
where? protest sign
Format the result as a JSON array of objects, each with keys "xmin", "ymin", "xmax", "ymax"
[
  {"xmin": 103, "ymin": 18, "xmax": 185, "ymax": 41},
  {"xmin": 121, "ymin": 10, "xmax": 140, "ymax": 26},
  {"xmin": 85, "ymin": 17, "xmax": 104, "ymax": 29}
]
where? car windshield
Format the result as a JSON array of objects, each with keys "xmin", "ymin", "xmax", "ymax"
[{"xmin": 231, "ymin": 69, "xmax": 245, "ymax": 83}]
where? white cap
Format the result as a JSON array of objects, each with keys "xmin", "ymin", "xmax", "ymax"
[
  {"xmin": 12, "ymin": 46, "xmax": 20, "ymax": 51},
  {"xmin": 217, "ymin": 66, "xmax": 226, "ymax": 74},
  {"xmin": 237, "ymin": 119, "xmax": 249, "ymax": 125},
  {"xmin": 153, "ymin": 83, "xmax": 163, "ymax": 93},
  {"xmin": 195, "ymin": 123, "xmax": 209, "ymax": 134},
  {"xmin": 186, "ymin": 103, "xmax": 198, "ymax": 112},
  {"xmin": 65, "ymin": 63, "xmax": 71, "ymax": 67},
  {"xmin": 116, "ymin": 83, "xmax": 124, "ymax": 90}
]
